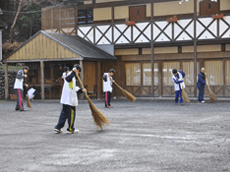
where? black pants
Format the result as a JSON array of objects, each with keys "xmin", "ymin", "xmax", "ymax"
[
  {"xmin": 198, "ymin": 85, "xmax": 204, "ymax": 102},
  {"xmin": 105, "ymin": 91, "xmax": 111, "ymax": 108},
  {"xmin": 15, "ymin": 89, "xmax": 24, "ymax": 110},
  {"xmin": 55, "ymin": 104, "xmax": 76, "ymax": 131}
]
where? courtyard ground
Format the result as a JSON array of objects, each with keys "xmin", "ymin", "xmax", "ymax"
[{"xmin": 0, "ymin": 99, "xmax": 230, "ymax": 172}]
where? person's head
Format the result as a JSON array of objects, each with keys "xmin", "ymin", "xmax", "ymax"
[
  {"xmin": 63, "ymin": 67, "xmax": 69, "ymax": 73},
  {"xmin": 172, "ymin": 69, "xmax": 177, "ymax": 76},
  {"xmin": 73, "ymin": 64, "xmax": 82, "ymax": 74},
  {"xmin": 201, "ymin": 67, "xmax": 205, "ymax": 73},
  {"xmin": 23, "ymin": 66, "xmax": 29, "ymax": 73},
  {"xmin": 109, "ymin": 69, "xmax": 115, "ymax": 76}
]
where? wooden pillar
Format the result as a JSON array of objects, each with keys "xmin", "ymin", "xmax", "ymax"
[
  {"xmin": 193, "ymin": 0, "xmax": 198, "ymax": 97},
  {"xmin": 158, "ymin": 61, "xmax": 163, "ymax": 97},
  {"xmin": 50, "ymin": 63, "xmax": 53, "ymax": 84},
  {"xmin": 223, "ymin": 59, "xmax": 225, "ymax": 96},
  {"xmin": 97, "ymin": 61, "xmax": 101, "ymax": 100},
  {"xmin": 112, "ymin": 6, "xmax": 114, "ymax": 44},
  {"xmin": 4, "ymin": 62, "xmax": 9, "ymax": 100},
  {"xmin": 151, "ymin": 2, "xmax": 155, "ymax": 97},
  {"xmin": 80, "ymin": 60, "xmax": 84, "ymax": 100},
  {"xmin": 40, "ymin": 61, "xmax": 44, "ymax": 100}
]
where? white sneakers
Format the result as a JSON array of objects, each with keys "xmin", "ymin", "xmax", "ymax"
[
  {"xmin": 54, "ymin": 128, "xmax": 79, "ymax": 134},
  {"xmin": 67, "ymin": 129, "xmax": 79, "ymax": 134},
  {"xmin": 201, "ymin": 100, "xmax": 205, "ymax": 103},
  {"xmin": 54, "ymin": 128, "xmax": 62, "ymax": 133}
]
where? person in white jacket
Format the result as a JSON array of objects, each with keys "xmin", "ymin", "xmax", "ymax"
[
  {"xmin": 54, "ymin": 64, "xmax": 86, "ymax": 134},
  {"xmin": 172, "ymin": 69, "xmax": 185, "ymax": 105},
  {"xmin": 14, "ymin": 66, "xmax": 29, "ymax": 111},
  {"xmin": 103, "ymin": 69, "xmax": 115, "ymax": 108}
]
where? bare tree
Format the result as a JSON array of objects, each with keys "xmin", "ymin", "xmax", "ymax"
[
  {"xmin": 9, "ymin": 0, "xmax": 23, "ymax": 43},
  {"xmin": 9, "ymin": 0, "xmax": 61, "ymax": 43}
]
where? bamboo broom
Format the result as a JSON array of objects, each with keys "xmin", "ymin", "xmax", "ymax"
[
  {"xmin": 76, "ymin": 74, "xmax": 110, "ymax": 130},
  {"xmin": 182, "ymin": 87, "xmax": 190, "ymax": 103},
  {"xmin": 27, "ymin": 96, "xmax": 32, "ymax": 108},
  {"xmin": 113, "ymin": 81, "xmax": 136, "ymax": 102},
  {"xmin": 206, "ymin": 78, "xmax": 217, "ymax": 103}
]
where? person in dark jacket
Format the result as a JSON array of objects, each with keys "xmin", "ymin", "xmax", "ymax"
[{"xmin": 197, "ymin": 68, "xmax": 208, "ymax": 103}]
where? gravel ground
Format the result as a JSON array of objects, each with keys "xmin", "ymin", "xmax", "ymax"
[{"xmin": 0, "ymin": 99, "xmax": 230, "ymax": 172}]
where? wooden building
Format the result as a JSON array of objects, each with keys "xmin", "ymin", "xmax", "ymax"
[
  {"xmin": 3, "ymin": 30, "xmax": 117, "ymax": 100},
  {"xmin": 41, "ymin": 0, "xmax": 230, "ymax": 98},
  {"xmin": 5, "ymin": 0, "xmax": 230, "ymax": 100}
]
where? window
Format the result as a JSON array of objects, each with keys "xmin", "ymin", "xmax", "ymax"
[
  {"xmin": 205, "ymin": 61, "xmax": 223, "ymax": 85},
  {"xmin": 163, "ymin": 62, "xmax": 180, "ymax": 86},
  {"xmin": 129, "ymin": 6, "xmax": 146, "ymax": 21},
  {"xmin": 182, "ymin": 61, "xmax": 200, "ymax": 85},
  {"xmin": 225, "ymin": 61, "xmax": 230, "ymax": 85},
  {"xmin": 142, "ymin": 63, "xmax": 158, "ymax": 86},
  {"xmin": 126, "ymin": 63, "xmax": 140, "ymax": 86}
]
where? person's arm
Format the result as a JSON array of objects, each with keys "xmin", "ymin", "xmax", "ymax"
[
  {"xmin": 198, "ymin": 74, "xmax": 206, "ymax": 85},
  {"xmin": 76, "ymin": 86, "xmax": 83, "ymax": 93},
  {"xmin": 16, "ymin": 70, "xmax": 25, "ymax": 79},
  {"xmin": 172, "ymin": 78, "xmax": 183, "ymax": 84},
  {"xmin": 65, "ymin": 71, "xmax": 76, "ymax": 82},
  {"xmin": 103, "ymin": 74, "xmax": 107, "ymax": 82}
]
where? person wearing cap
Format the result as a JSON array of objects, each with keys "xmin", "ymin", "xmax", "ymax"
[
  {"xmin": 54, "ymin": 64, "xmax": 86, "ymax": 134},
  {"xmin": 197, "ymin": 67, "xmax": 208, "ymax": 103},
  {"xmin": 103, "ymin": 69, "xmax": 115, "ymax": 108},
  {"xmin": 172, "ymin": 69, "xmax": 185, "ymax": 105},
  {"xmin": 14, "ymin": 66, "xmax": 29, "ymax": 111}
]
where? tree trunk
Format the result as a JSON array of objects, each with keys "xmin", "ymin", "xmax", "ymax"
[
  {"xmin": 9, "ymin": 0, "xmax": 23, "ymax": 43},
  {"xmin": 30, "ymin": 22, "xmax": 32, "ymax": 37}
]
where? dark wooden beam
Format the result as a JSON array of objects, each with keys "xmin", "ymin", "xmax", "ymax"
[
  {"xmin": 40, "ymin": 61, "xmax": 45, "ymax": 100},
  {"xmin": 193, "ymin": 0, "xmax": 197, "ymax": 97},
  {"xmin": 96, "ymin": 61, "xmax": 101, "ymax": 99},
  {"xmin": 151, "ymin": 2, "xmax": 154, "ymax": 97},
  {"xmin": 4, "ymin": 62, "xmax": 9, "ymax": 100}
]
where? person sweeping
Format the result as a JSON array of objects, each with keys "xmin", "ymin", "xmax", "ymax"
[
  {"xmin": 54, "ymin": 64, "xmax": 86, "ymax": 134},
  {"xmin": 103, "ymin": 69, "xmax": 115, "ymax": 108},
  {"xmin": 14, "ymin": 66, "xmax": 29, "ymax": 111},
  {"xmin": 197, "ymin": 68, "xmax": 208, "ymax": 103},
  {"xmin": 172, "ymin": 69, "xmax": 185, "ymax": 105}
]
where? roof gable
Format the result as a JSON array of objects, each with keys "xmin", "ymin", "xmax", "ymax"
[{"xmin": 5, "ymin": 30, "xmax": 116, "ymax": 62}]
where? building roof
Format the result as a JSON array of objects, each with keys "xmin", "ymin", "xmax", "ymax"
[
  {"xmin": 43, "ymin": 31, "xmax": 116, "ymax": 61},
  {"xmin": 4, "ymin": 30, "xmax": 117, "ymax": 62}
]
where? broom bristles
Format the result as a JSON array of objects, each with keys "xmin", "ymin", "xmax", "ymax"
[
  {"xmin": 122, "ymin": 89, "xmax": 136, "ymax": 102},
  {"xmin": 76, "ymin": 74, "xmax": 110, "ymax": 130},
  {"xmin": 182, "ymin": 88, "xmax": 190, "ymax": 103},
  {"xmin": 27, "ymin": 97, "xmax": 32, "ymax": 108},
  {"xmin": 86, "ymin": 95, "xmax": 110, "ymax": 129},
  {"xmin": 114, "ymin": 81, "xmax": 136, "ymax": 102},
  {"xmin": 208, "ymin": 85, "xmax": 217, "ymax": 103},
  {"xmin": 209, "ymin": 90, "xmax": 217, "ymax": 103}
]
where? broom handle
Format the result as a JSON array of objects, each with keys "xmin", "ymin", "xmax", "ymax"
[
  {"xmin": 113, "ymin": 81, "xmax": 124, "ymax": 91},
  {"xmin": 76, "ymin": 73, "xmax": 89, "ymax": 98},
  {"xmin": 206, "ymin": 77, "xmax": 211, "ymax": 91}
]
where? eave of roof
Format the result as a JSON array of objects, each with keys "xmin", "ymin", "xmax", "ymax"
[{"xmin": 4, "ymin": 30, "xmax": 117, "ymax": 62}]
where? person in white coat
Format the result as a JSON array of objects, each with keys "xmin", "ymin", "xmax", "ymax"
[
  {"xmin": 172, "ymin": 69, "xmax": 185, "ymax": 105},
  {"xmin": 14, "ymin": 66, "xmax": 29, "ymax": 111},
  {"xmin": 54, "ymin": 64, "xmax": 86, "ymax": 134},
  {"xmin": 103, "ymin": 69, "xmax": 115, "ymax": 108}
]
